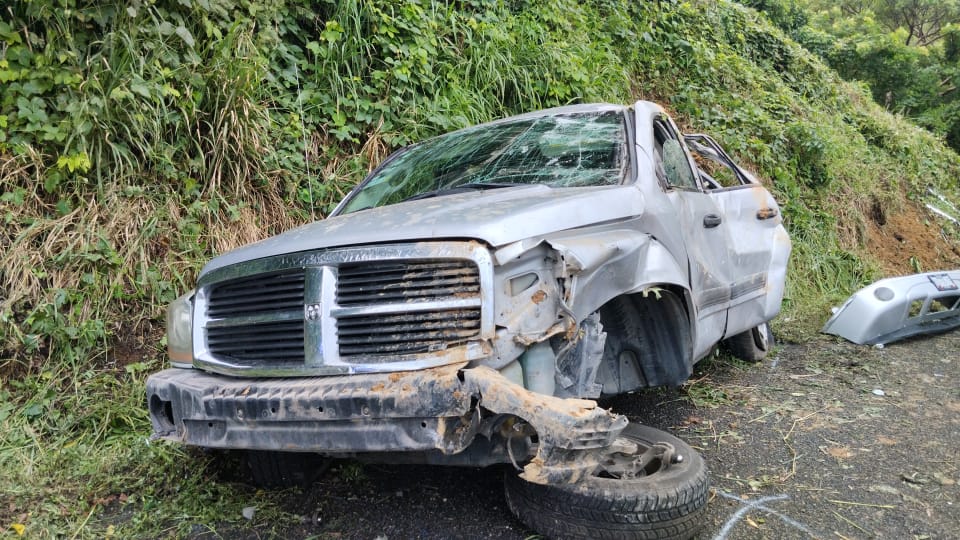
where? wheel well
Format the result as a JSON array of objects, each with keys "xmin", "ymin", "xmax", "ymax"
[{"xmin": 595, "ymin": 286, "xmax": 694, "ymax": 394}]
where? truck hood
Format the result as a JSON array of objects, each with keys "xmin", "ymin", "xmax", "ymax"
[{"xmin": 201, "ymin": 184, "xmax": 643, "ymax": 275}]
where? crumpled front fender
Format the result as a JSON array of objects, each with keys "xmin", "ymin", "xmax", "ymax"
[{"xmin": 497, "ymin": 228, "xmax": 689, "ymax": 322}]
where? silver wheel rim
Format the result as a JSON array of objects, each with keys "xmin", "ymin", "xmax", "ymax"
[{"xmin": 754, "ymin": 322, "xmax": 770, "ymax": 351}]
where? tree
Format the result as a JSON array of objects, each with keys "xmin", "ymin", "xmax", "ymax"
[
  {"xmin": 875, "ymin": 0, "xmax": 960, "ymax": 45},
  {"xmin": 800, "ymin": 0, "xmax": 960, "ymax": 45}
]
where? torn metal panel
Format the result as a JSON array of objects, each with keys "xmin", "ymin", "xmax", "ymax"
[
  {"xmin": 460, "ymin": 366, "xmax": 627, "ymax": 485},
  {"xmin": 822, "ymin": 270, "xmax": 960, "ymax": 345},
  {"xmin": 490, "ymin": 243, "xmax": 567, "ymax": 358},
  {"xmin": 554, "ymin": 312, "xmax": 606, "ymax": 398},
  {"xmin": 147, "ymin": 362, "xmax": 627, "ymax": 485}
]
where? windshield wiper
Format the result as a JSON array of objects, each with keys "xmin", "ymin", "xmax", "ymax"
[{"xmin": 401, "ymin": 182, "xmax": 527, "ymax": 202}]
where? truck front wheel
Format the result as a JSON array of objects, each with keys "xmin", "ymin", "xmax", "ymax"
[{"xmin": 503, "ymin": 423, "xmax": 708, "ymax": 540}]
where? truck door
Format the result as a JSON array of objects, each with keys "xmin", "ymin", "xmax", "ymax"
[
  {"xmin": 651, "ymin": 116, "xmax": 732, "ymax": 357},
  {"xmin": 683, "ymin": 134, "xmax": 790, "ymax": 337}
]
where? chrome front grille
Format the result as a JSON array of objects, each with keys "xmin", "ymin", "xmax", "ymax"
[
  {"xmin": 337, "ymin": 308, "xmax": 482, "ymax": 358},
  {"xmin": 205, "ymin": 270, "xmax": 307, "ymax": 364},
  {"xmin": 193, "ymin": 242, "xmax": 494, "ymax": 375},
  {"xmin": 336, "ymin": 260, "xmax": 480, "ymax": 306},
  {"xmin": 335, "ymin": 260, "xmax": 482, "ymax": 357},
  {"xmin": 207, "ymin": 270, "xmax": 306, "ymax": 317},
  {"xmin": 207, "ymin": 319, "xmax": 305, "ymax": 363}
]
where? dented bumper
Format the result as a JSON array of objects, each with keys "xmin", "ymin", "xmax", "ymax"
[
  {"xmin": 822, "ymin": 270, "xmax": 960, "ymax": 345},
  {"xmin": 147, "ymin": 363, "xmax": 475, "ymax": 453},
  {"xmin": 146, "ymin": 364, "xmax": 626, "ymax": 484}
]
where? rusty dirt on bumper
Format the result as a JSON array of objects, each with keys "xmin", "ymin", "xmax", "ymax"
[{"xmin": 147, "ymin": 363, "xmax": 626, "ymax": 485}]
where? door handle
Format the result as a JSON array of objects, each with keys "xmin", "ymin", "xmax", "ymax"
[
  {"xmin": 756, "ymin": 207, "xmax": 779, "ymax": 220},
  {"xmin": 703, "ymin": 214, "xmax": 722, "ymax": 228}
]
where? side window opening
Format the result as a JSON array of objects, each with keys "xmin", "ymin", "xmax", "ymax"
[
  {"xmin": 653, "ymin": 119, "xmax": 697, "ymax": 189},
  {"xmin": 684, "ymin": 134, "xmax": 754, "ymax": 190}
]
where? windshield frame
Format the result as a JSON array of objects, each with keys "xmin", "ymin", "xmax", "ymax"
[{"xmin": 331, "ymin": 108, "xmax": 635, "ymax": 216}]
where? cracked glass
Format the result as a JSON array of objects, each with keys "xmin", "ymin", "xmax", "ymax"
[{"xmin": 340, "ymin": 111, "xmax": 628, "ymax": 213}]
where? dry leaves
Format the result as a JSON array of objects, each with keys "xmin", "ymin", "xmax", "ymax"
[{"xmin": 822, "ymin": 445, "xmax": 855, "ymax": 459}]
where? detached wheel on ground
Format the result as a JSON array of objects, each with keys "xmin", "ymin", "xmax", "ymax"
[
  {"xmin": 723, "ymin": 321, "xmax": 774, "ymax": 363},
  {"xmin": 243, "ymin": 450, "xmax": 331, "ymax": 488},
  {"xmin": 504, "ymin": 423, "xmax": 709, "ymax": 540}
]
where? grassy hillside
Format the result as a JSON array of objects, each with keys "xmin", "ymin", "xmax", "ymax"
[{"xmin": 1, "ymin": 0, "xmax": 959, "ymax": 536}]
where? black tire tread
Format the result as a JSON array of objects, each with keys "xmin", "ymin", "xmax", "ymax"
[
  {"xmin": 504, "ymin": 424, "xmax": 709, "ymax": 540},
  {"xmin": 723, "ymin": 323, "xmax": 773, "ymax": 363}
]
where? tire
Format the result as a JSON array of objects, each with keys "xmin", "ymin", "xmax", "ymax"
[
  {"xmin": 723, "ymin": 321, "xmax": 774, "ymax": 363},
  {"xmin": 504, "ymin": 423, "xmax": 709, "ymax": 540},
  {"xmin": 243, "ymin": 450, "xmax": 330, "ymax": 488}
]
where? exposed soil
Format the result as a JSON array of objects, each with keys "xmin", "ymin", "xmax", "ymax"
[
  {"xmin": 864, "ymin": 201, "xmax": 960, "ymax": 275},
  {"xmin": 108, "ymin": 322, "xmax": 163, "ymax": 370},
  {"xmin": 195, "ymin": 330, "xmax": 959, "ymax": 540}
]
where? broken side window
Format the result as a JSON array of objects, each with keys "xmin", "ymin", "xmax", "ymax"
[{"xmin": 653, "ymin": 119, "xmax": 697, "ymax": 190}]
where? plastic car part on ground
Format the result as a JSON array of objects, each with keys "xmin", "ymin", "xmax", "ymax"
[{"xmin": 822, "ymin": 270, "xmax": 960, "ymax": 345}]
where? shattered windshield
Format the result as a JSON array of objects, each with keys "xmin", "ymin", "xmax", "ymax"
[{"xmin": 339, "ymin": 111, "xmax": 628, "ymax": 214}]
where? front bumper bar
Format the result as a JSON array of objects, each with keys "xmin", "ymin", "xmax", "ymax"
[{"xmin": 147, "ymin": 364, "xmax": 627, "ymax": 484}]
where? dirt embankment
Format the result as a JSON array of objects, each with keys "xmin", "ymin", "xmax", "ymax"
[{"xmin": 862, "ymin": 200, "xmax": 960, "ymax": 275}]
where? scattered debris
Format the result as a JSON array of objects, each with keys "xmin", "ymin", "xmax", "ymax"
[
  {"xmin": 869, "ymin": 484, "xmax": 901, "ymax": 496},
  {"xmin": 925, "ymin": 187, "xmax": 960, "ymax": 225},
  {"xmin": 822, "ymin": 446, "xmax": 855, "ymax": 459},
  {"xmin": 827, "ymin": 499, "xmax": 896, "ymax": 509},
  {"xmin": 932, "ymin": 472, "xmax": 956, "ymax": 486},
  {"xmin": 901, "ymin": 472, "xmax": 928, "ymax": 485},
  {"xmin": 822, "ymin": 270, "xmax": 960, "ymax": 345}
]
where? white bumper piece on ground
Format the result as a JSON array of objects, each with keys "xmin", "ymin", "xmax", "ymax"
[{"xmin": 822, "ymin": 270, "xmax": 960, "ymax": 345}]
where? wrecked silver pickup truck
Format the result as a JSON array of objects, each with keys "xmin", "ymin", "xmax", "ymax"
[{"xmin": 147, "ymin": 101, "xmax": 790, "ymax": 539}]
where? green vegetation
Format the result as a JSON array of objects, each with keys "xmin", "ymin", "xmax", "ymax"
[
  {"xmin": 747, "ymin": 0, "xmax": 960, "ymax": 151},
  {"xmin": 1, "ymin": 0, "xmax": 958, "ymax": 537}
]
